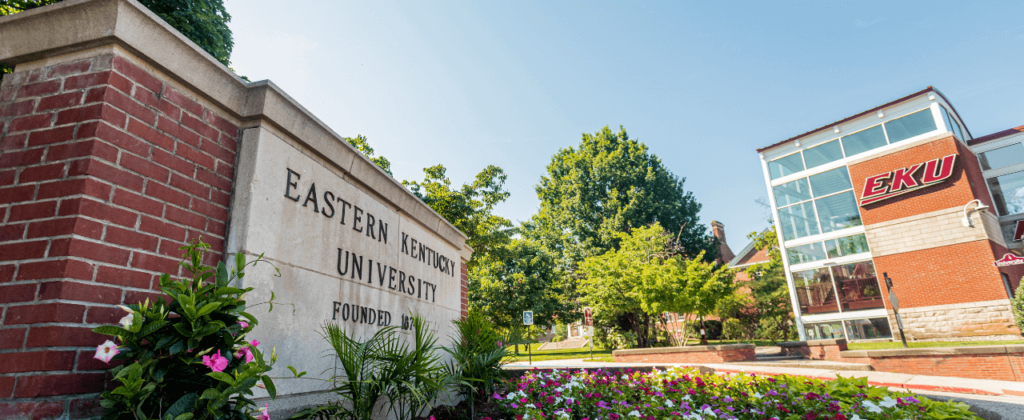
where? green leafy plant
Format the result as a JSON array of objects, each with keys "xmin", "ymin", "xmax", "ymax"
[
  {"xmin": 293, "ymin": 314, "xmax": 453, "ymax": 420},
  {"xmin": 444, "ymin": 311, "xmax": 518, "ymax": 419},
  {"xmin": 722, "ymin": 318, "xmax": 743, "ymax": 340},
  {"xmin": 92, "ymin": 240, "xmax": 286, "ymax": 420}
]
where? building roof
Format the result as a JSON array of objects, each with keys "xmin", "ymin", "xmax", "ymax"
[
  {"xmin": 967, "ymin": 124, "xmax": 1024, "ymax": 147},
  {"xmin": 727, "ymin": 228, "xmax": 772, "ymax": 269},
  {"xmin": 756, "ymin": 86, "xmax": 972, "ymax": 154}
]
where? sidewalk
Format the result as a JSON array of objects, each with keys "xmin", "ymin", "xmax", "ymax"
[{"xmin": 504, "ymin": 358, "xmax": 1024, "ymax": 398}]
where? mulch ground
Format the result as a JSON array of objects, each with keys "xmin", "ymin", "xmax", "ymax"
[{"xmin": 416, "ymin": 386, "xmax": 508, "ymax": 420}]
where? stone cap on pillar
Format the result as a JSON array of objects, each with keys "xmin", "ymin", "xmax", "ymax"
[{"xmin": 0, "ymin": 0, "xmax": 472, "ymax": 256}]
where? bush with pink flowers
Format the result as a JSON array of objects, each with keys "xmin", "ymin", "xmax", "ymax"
[
  {"xmin": 494, "ymin": 367, "xmax": 979, "ymax": 420},
  {"xmin": 92, "ymin": 240, "xmax": 291, "ymax": 420}
]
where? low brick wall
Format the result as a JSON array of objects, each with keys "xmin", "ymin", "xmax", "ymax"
[
  {"xmin": 780, "ymin": 339, "xmax": 848, "ymax": 360},
  {"xmin": 840, "ymin": 345, "xmax": 1024, "ymax": 382},
  {"xmin": 613, "ymin": 344, "xmax": 755, "ymax": 363}
]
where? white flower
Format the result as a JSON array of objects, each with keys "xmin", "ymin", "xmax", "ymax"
[
  {"xmin": 119, "ymin": 313, "xmax": 134, "ymax": 329},
  {"xmin": 879, "ymin": 397, "xmax": 897, "ymax": 408},
  {"xmin": 558, "ymin": 412, "xmax": 570, "ymax": 419},
  {"xmin": 851, "ymin": 415, "xmax": 864, "ymax": 420},
  {"xmin": 508, "ymin": 392, "xmax": 517, "ymax": 400},
  {"xmin": 526, "ymin": 404, "xmax": 536, "ymax": 409},
  {"xmin": 665, "ymin": 399, "xmax": 675, "ymax": 408},
  {"xmin": 93, "ymin": 340, "xmax": 119, "ymax": 363},
  {"xmin": 622, "ymin": 374, "xmax": 629, "ymax": 380},
  {"xmin": 753, "ymin": 392, "xmax": 762, "ymax": 399},
  {"xmin": 628, "ymin": 410, "xmax": 641, "ymax": 417},
  {"xmin": 863, "ymin": 401, "xmax": 882, "ymax": 413}
]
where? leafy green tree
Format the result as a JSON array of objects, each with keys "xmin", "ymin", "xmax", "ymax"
[
  {"xmin": 470, "ymin": 239, "xmax": 571, "ymax": 330},
  {"xmin": 527, "ymin": 125, "xmax": 717, "ymax": 268},
  {"xmin": 579, "ymin": 223, "xmax": 733, "ymax": 348},
  {"xmin": 2, "ymin": 0, "xmax": 234, "ymax": 79},
  {"xmin": 403, "ymin": 165, "xmax": 514, "ymax": 267},
  {"xmin": 744, "ymin": 225, "xmax": 795, "ymax": 341},
  {"xmin": 345, "ymin": 135, "xmax": 392, "ymax": 176}
]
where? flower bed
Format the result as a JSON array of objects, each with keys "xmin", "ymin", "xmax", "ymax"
[{"xmin": 493, "ymin": 367, "xmax": 979, "ymax": 420}]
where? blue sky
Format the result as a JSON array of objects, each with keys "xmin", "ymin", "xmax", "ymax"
[{"xmin": 228, "ymin": 1, "xmax": 1024, "ymax": 248}]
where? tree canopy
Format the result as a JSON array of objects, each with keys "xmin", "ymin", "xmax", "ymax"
[
  {"xmin": 527, "ymin": 125, "xmax": 717, "ymax": 268},
  {"xmin": 346, "ymin": 135, "xmax": 393, "ymax": 176},
  {"xmin": 743, "ymin": 225, "xmax": 795, "ymax": 340},
  {"xmin": 470, "ymin": 239, "xmax": 573, "ymax": 330},
  {"xmin": 2, "ymin": 0, "xmax": 234, "ymax": 77}
]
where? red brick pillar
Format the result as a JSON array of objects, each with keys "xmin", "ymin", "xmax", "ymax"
[{"xmin": 0, "ymin": 53, "xmax": 240, "ymax": 417}]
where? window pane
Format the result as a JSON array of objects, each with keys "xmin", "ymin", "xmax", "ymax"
[
  {"xmin": 805, "ymin": 322, "xmax": 845, "ymax": 340},
  {"xmin": 885, "ymin": 109, "xmax": 937, "ymax": 143},
  {"xmin": 825, "ymin": 239, "xmax": 841, "ymax": 258},
  {"xmin": 845, "ymin": 318, "xmax": 893, "ymax": 340},
  {"xmin": 788, "ymin": 241, "xmax": 827, "ymax": 265},
  {"xmin": 833, "ymin": 262, "xmax": 884, "ymax": 312},
  {"xmin": 809, "ymin": 167, "xmax": 853, "ymax": 197},
  {"xmin": 980, "ymin": 144, "xmax": 1024, "ymax": 171},
  {"xmin": 987, "ymin": 171, "xmax": 1024, "ymax": 216},
  {"xmin": 778, "ymin": 201, "xmax": 820, "ymax": 241},
  {"xmin": 769, "ymin": 153, "xmax": 804, "ymax": 180},
  {"xmin": 837, "ymin": 234, "xmax": 870, "ymax": 255},
  {"xmin": 793, "ymin": 268, "xmax": 839, "ymax": 315},
  {"xmin": 815, "ymin": 191, "xmax": 862, "ymax": 233},
  {"xmin": 774, "ymin": 178, "xmax": 812, "ymax": 207},
  {"xmin": 804, "ymin": 140, "xmax": 844, "ymax": 169},
  {"xmin": 841, "ymin": 125, "xmax": 887, "ymax": 156}
]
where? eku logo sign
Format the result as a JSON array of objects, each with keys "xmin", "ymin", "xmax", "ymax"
[{"xmin": 859, "ymin": 154, "xmax": 957, "ymax": 206}]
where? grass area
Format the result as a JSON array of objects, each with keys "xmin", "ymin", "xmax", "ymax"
[
  {"xmin": 503, "ymin": 343, "xmax": 611, "ymax": 363},
  {"xmin": 582, "ymin": 356, "xmax": 614, "ymax": 363},
  {"xmin": 847, "ymin": 339, "xmax": 1024, "ymax": 350}
]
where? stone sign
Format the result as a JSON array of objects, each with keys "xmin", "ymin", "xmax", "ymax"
[{"xmin": 227, "ymin": 128, "xmax": 466, "ymax": 402}]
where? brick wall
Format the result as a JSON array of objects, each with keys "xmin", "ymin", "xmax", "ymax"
[
  {"xmin": 837, "ymin": 349, "xmax": 1024, "ymax": 383},
  {"xmin": 0, "ymin": 53, "xmax": 239, "ymax": 416},
  {"xmin": 613, "ymin": 346, "xmax": 756, "ymax": 363},
  {"xmin": 782, "ymin": 340, "xmax": 848, "ymax": 360}
]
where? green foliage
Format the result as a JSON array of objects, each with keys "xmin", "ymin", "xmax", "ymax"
[
  {"xmin": 579, "ymin": 223, "xmax": 734, "ymax": 348},
  {"xmin": 1013, "ymin": 281, "xmax": 1024, "ymax": 335},
  {"xmin": 527, "ymin": 125, "xmax": 717, "ymax": 268},
  {"xmin": 294, "ymin": 314, "xmax": 453, "ymax": 420},
  {"xmin": 744, "ymin": 225, "xmax": 795, "ymax": 341},
  {"xmin": 93, "ymin": 240, "xmax": 283, "ymax": 420},
  {"xmin": 444, "ymin": 311, "xmax": 518, "ymax": 419},
  {"xmin": 404, "ymin": 164, "xmax": 514, "ymax": 266},
  {"xmin": 470, "ymin": 239, "xmax": 573, "ymax": 329},
  {"xmin": 137, "ymin": 0, "xmax": 234, "ymax": 67},
  {"xmin": 345, "ymin": 135, "xmax": 392, "ymax": 176},
  {"xmin": 721, "ymin": 318, "xmax": 742, "ymax": 340}
]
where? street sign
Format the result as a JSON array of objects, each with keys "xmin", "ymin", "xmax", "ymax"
[
  {"xmin": 882, "ymin": 272, "xmax": 908, "ymax": 349},
  {"xmin": 582, "ymin": 325, "xmax": 593, "ymax": 337},
  {"xmin": 523, "ymin": 311, "xmax": 533, "ymax": 326},
  {"xmin": 888, "ymin": 289, "xmax": 900, "ymax": 312},
  {"xmin": 584, "ymin": 307, "xmax": 593, "ymax": 327}
]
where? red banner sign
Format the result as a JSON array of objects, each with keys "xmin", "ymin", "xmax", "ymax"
[
  {"xmin": 859, "ymin": 154, "xmax": 957, "ymax": 206},
  {"xmin": 994, "ymin": 253, "xmax": 1024, "ymax": 267}
]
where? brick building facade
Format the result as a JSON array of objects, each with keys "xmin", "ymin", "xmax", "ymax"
[{"xmin": 758, "ymin": 87, "xmax": 1022, "ymax": 342}]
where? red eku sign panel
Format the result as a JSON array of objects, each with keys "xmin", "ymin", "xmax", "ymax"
[{"xmin": 859, "ymin": 154, "xmax": 957, "ymax": 206}]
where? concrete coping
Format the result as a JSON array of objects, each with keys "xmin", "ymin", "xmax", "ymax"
[
  {"xmin": 779, "ymin": 339, "xmax": 847, "ymax": 348},
  {"xmin": 612, "ymin": 344, "xmax": 754, "ymax": 356},
  {"xmin": 0, "ymin": 0, "xmax": 471, "ymax": 254},
  {"xmin": 840, "ymin": 344, "xmax": 1024, "ymax": 358}
]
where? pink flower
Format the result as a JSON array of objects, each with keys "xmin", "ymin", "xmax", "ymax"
[
  {"xmin": 257, "ymin": 404, "xmax": 270, "ymax": 420},
  {"xmin": 235, "ymin": 340, "xmax": 260, "ymax": 363},
  {"xmin": 202, "ymin": 350, "xmax": 229, "ymax": 372},
  {"xmin": 94, "ymin": 340, "xmax": 119, "ymax": 364},
  {"xmin": 240, "ymin": 321, "xmax": 249, "ymax": 329}
]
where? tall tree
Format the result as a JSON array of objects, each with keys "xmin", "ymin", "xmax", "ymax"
[
  {"xmin": 2, "ymin": 0, "xmax": 234, "ymax": 78},
  {"xmin": 744, "ymin": 225, "xmax": 794, "ymax": 341},
  {"xmin": 580, "ymin": 223, "xmax": 734, "ymax": 348},
  {"xmin": 345, "ymin": 135, "xmax": 392, "ymax": 176},
  {"xmin": 527, "ymin": 125, "xmax": 717, "ymax": 268},
  {"xmin": 403, "ymin": 165, "xmax": 514, "ymax": 267},
  {"xmin": 470, "ymin": 239, "xmax": 572, "ymax": 330}
]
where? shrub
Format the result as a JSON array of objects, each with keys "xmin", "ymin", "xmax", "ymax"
[
  {"xmin": 497, "ymin": 367, "xmax": 981, "ymax": 419},
  {"xmin": 690, "ymin": 319, "xmax": 722, "ymax": 340},
  {"xmin": 294, "ymin": 314, "xmax": 451, "ymax": 420},
  {"xmin": 722, "ymin": 318, "xmax": 743, "ymax": 340},
  {"xmin": 445, "ymin": 311, "xmax": 518, "ymax": 419},
  {"xmin": 92, "ymin": 240, "xmax": 282, "ymax": 420},
  {"xmin": 1013, "ymin": 281, "xmax": 1024, "ymax": 335}
]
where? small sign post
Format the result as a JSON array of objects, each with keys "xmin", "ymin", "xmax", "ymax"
[
  {"xmin": 523, "ymin": 311, "xmax": 534, "ymax": 365},
  {"xmin": 883, "ymin": 273, "xmax": 909, "ymax": 348},
  {"xmin": 584, "ymin": 307, "xmax": 594, "ymax": 359}
]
